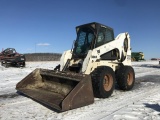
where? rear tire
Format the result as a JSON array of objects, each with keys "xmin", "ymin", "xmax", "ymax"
[
  {"xmin": 91, "ymin": 66, "xmax": 115, "ymax": 98},
  {"xmin": 116, "ymin": 66, "xmax": 135, "ymax": 90},
  {"xmin": 22, "ymin": 62, "xmax": 26, "ymax": 67}
]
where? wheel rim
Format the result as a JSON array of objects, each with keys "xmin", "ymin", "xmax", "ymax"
[
  {"xmin": 103, "ymin": 74, "xmax": 113, "ymax": 91},
  {"xmin": 127, "ymin": 71, "xmax": 133, "ymax": 85}
]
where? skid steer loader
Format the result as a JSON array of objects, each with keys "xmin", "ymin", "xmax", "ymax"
[{"xmin": 16, "ymin": 22, "xmax": 135, "ymax": 112}]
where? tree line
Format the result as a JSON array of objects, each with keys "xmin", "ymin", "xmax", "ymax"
[{"xmin": 24, "ymin": 53, "xmax": 62, "ymax": 61}]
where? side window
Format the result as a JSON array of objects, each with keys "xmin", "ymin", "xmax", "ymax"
[
  {"xmin": 97, "ymin": 32, "xmax": 104, "ymax": 43},
  {"xmin": 96, "ymin": 28, "xmax": 105, "ymax": 47},
  {"xmin": 96, "ymin": 27, "xmax": 114, "ymax": 48},
  {"xmin": 88, "ymin": 33, "xmax": 94, "ymax": 44},
  {"xmin": 105, "ymin": 29, "xmax": 113, "ymax": 42}
]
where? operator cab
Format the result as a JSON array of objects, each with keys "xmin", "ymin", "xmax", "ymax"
[
  {"xmin": 72, "ymin": 22, "xmax": 114, "ymax": 59},
  {"xmin": 68, "ymin": 22, "xmax": 115, "ymax": 73}
]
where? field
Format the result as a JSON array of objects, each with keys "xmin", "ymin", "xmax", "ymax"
[{"xmin": 0, "ymin": 61, "xmax": 160, "ymax": 120}]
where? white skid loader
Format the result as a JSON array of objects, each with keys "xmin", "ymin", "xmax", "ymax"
[{"xmin": 16, "ymin": 22, "xmax": 135, "ymax": 112}]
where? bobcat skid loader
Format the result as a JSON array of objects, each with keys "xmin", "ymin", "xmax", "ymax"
[{"xmin": 16, "ymin": 22, "xmax": 135, "ymax": 112}]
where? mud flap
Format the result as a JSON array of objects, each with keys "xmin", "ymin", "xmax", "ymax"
[{"xmin": 16, "ymin": 69, "xmax": 94, "ymax": 111}]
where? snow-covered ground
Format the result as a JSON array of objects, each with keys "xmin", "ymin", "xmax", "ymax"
[{"xmin": 0, "ymin": 61, "xmax": 160, "ymax": 120}]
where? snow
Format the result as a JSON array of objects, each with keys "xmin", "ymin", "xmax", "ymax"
[{"xmin": 0, "ymin": 61, "xmax": 160, "ymax": 120}]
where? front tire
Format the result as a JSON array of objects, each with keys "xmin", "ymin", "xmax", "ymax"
[
  {"xmin": 4, "ymin": 63, "xmax": 9, "ymax": 68},
  {"xmin": 116, "ymin": 66, "xmax": 135, "ymax": 90},
  {"xmin": 1, "ymin": 62, "xmax": 4, "ymax": 66},
  {"xmin": 91, "ymin": 66, "xmax": 115, "ymax": 98}
]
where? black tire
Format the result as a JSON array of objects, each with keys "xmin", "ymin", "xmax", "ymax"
[
  {"xmin": 91, "ymin": 66, "xmax": 115, "ymax": 98},
  {"xmin": 22, "ymin": 62, "xmax": 26, "ymax": 67},
  {"xmin": 4, "ymin": 63, "xmax": 9, "ymax": 68},
  {"xmin": 1, "ymin": 62, "xmax": 3, "ymax": 66},
  {"xmin": 116, "ymin": 66, "xmax": 135, "ymax": 90}
]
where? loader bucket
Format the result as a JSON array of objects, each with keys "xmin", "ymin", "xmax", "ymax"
[{"xmin": 16, "ymin": 69, "xmax": 94, "ymax": 112}]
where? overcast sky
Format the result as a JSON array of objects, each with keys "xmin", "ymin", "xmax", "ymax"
[{"xmin": 0, "ymin": 0, "xmax": 160, "ymax": 59}]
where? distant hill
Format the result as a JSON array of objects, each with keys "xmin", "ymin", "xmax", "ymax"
[{"xmin": 24, "ymin": 53, "xmax": 62, "ymax": 61}]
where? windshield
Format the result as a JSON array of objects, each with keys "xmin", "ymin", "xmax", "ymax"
[{"xmin": 74, "ymin": 27, "xmax": 94, "ymax": 56}]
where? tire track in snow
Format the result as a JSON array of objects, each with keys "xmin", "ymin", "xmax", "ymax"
[
  {"xmin": 135, "ymin": 69, "xmax": 160, "ymax": 78},
  {"xmin": 0, "ymin": 93, "xmax": 19, "ymax": 99},
  {"xmin": 99, "ymin": 86, "xmax": 160, "ymax": 120},
  {"xmin": 134, "ymin": 66, "xmax": 160, "ymax": 78}
]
